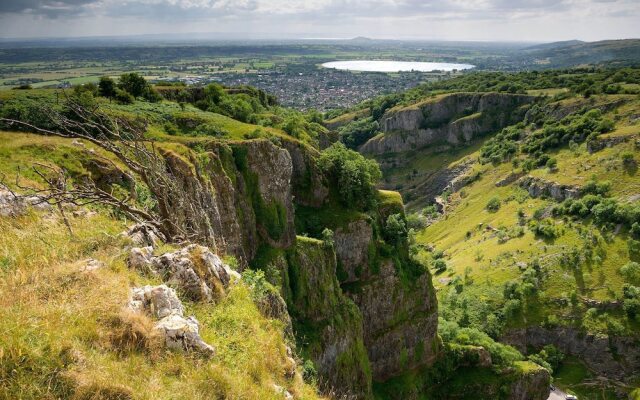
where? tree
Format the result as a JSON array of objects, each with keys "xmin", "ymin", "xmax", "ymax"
[
  {"xmin": 385, "ymin": 213, "xmax": 408, "ymax": 244},
  {"xmin": 98, "ymin": 76, "xmax": 117, "ymax": 98},
  {"xmin": 317, "ymin": 142, "xmax": 381, "ymax": 210},
  {"xmin": 119, "ymin": 73, "xmax": 148, "ymax": 98}
]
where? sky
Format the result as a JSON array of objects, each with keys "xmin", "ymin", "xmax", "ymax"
[{"xmin": 0, "ymin": 0, "xmax": 638, "ymax": 42}]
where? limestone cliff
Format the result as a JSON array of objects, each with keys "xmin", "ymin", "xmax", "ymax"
[
  {"xmin": 264, "ymin": 237, "xmax": 373, "ymax": 398},
  {"xmin": 334, "ymin": 210, "xmax": 439, "ymax": 381},
  {"xmin": 359, "ymin": 92, "xmax": 535, "ymax": 155}
]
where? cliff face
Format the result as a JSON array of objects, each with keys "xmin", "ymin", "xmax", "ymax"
[
  {"xmin": 502, "ymin": 327, "xmax": 640, "ymax": 380},
  {"xmin": 267, "ymin": 238, "xmax": 373, "ymax": 398},
  {"xmin": 334, "ymin": 205, "xmax": 439, "ymax": 381},
  {"xmin": 359, "ymin": 92, "xmax": 535, "ymax": 155},
  {"xmin": 163, "ymin": 138, "xmax": 440, "ymax": 399}
]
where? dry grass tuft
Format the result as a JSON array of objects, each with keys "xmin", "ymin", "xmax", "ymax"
[{"xmin": 105, "ymin": 310, "xmax": 164, "ymax": 356}]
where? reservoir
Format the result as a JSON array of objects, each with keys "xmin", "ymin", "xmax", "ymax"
[{"xmin": 321, "ymin": 60, "xmax": 475, "ymax": 72}]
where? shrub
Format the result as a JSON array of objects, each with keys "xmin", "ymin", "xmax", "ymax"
[
  {"xmin": 621, "ymin": 262, "xmax": 640, "ymax": 283},
  {"xmin": 622, "ymin": 151, "xmax": 636, "ymax": 166},
  {"xmin": 114, "ymin": 88, "xmax": 134, "ymax": 104},
  {"xmin": 433, "ymin": 259, "xmax": 447, "ymax": 273},
  {"xmin": 546, "ymin": 157, "xmax": 558, "ymax": 171},
  {"xmin": 385, "ymin": 213, "xmax": 408, "ymax": 244},
  {"xmin": 321, "ymin": 228, "xmax": 335, "ymax": 248},
  {"xmin": 486, "ymin": 197, "xmax": 501, "ymax": 212},
  {"xmin": 317, "ymin": 142, "xmax": 381, "ymax": 210},
  {"xmin": 528, "ymin": 218, "xmax": 560, "ymax": 238}
]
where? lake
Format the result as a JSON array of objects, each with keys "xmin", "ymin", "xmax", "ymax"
[{"xmin": 321, "ymin": 60, "xmax": 475, "ymax": 72}]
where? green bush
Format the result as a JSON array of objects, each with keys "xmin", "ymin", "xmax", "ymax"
[
  {"xmin": 317, "ymin": 142, "xmax": 381, "ymax": 210},
  {"xmin": 486, "ymin": 197, "xmax": 501, "ymax": 212},
  {"xmin": 621, "ymin": 262, "xmax": 640, "ymax": 283}
]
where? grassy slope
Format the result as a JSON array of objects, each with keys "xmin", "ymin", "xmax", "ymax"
[
  {"xmin": 406, "ymin": 94, "xmax": 640, "ymax": 398},
  {"xmin": 0, "ymin": 129, "xmax": 323, "ymax": 399}
]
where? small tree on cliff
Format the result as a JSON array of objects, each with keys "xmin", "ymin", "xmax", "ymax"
[{"xmin": 317, "ymin": 142, "xmax": 381, "ymax": 210}]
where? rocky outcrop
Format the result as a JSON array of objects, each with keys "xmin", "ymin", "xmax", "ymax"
[
  {"xmin": 348, "ymin": 259, "xmax": 439, "ymax": 380},
  {"xmin": 0, "ymin": 189, "xmax": 52, "ymax": 217},
  {"xmin": 360, "ymin": 92, "xmax": 535, "ymax": 155},
  {"xmin": 128, "ymin": 244, "xmax": 238, "ymax": 302},
  {"xmin": 129, "ymin": 284, "xmax": 215, "ymax": 356},
  {"xmin": 502, "ymin": 327, "xmax": 640, "ymax": 380},
  {"xmin": 334, "ymin": 219, "xmax": 374, "ymax": 283},
  {"xmin": 122, "ymin": 222, "xmax": 166, "ymax": 247},
  {"xmin": 518, "ymin": 175, "xmax": 581, "ymax": 201},
  {"xmin": 587, "ymin": 132, "xmax": 638, "ymax": 153},
  {"xmin": 506, "ymin": 362, "xmax": 551, "ymax": 400}
]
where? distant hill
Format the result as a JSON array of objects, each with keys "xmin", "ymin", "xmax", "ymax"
[
  {"xmin": 523, "ymin": 39, "xmax": 640, "ymax": 67},
  {"xmin": 523, "ymin": 39, "xmax": 585, "ymax": 51}
]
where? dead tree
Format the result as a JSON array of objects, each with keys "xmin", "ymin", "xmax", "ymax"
[{"xmin": 0, "ymin": 95, "xmax": 219, "ymax": 249}]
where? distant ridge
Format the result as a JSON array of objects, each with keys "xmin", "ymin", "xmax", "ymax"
[{"xmin": 523, "ymin": 39, "xmax": 585, "ymax": 51}]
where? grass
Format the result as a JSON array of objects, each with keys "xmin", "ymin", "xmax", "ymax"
[
  {"xmin": 0, "ymin": 210, "xmax": 321, "ymax": 399},
  {"xmin": 0, "ymin": 113, "xmax": 323, "ymax": 398}
]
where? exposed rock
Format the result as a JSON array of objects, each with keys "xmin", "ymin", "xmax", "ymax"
[
  {"xmin": 129, "ymin": 244, "xmax": 233, "ymax": 302},
  {"xmin": 518, "ymin": 175, "xmax": 581, "ymax": 201},
  {"xmin": 272, "ymin": 384, "xmax": 294, "ymax": 400},
  {"xmin": 269, "ymin": 238, "xmax": 372, "ymax": 398},
  {"xmin": 400, "ymin": 158, "xmax": 474, "ymax": 205},
  {"xmin": 588, "ymin": 133, "xmax": 638, "ymax": 153},
  {"xmin": 360, "ymin": 92, "xmax": 535, "ymax": 155},
  {"xmin": 155, "ymin": 314, "xmax": 215, "ymax": 356},
  {"xmin": 280, "ymin": 139, "xmax": 329, "ymax": 208},
  {"xmin": 502, "ymin": 327, "xmax": 640, "ymax": 380},
  {"xmin": 79, "ymin": 258, "xmax": 105, "ymax": 273},
  {"xmin": 129, "ymin": 284, "xmax": 184, "ymax": 318},
  {"xmin": 347, "ymin": 259, "xmax": 439, "ymax": 381},
  {"xmin": 506, "ymin": 363, "xmax": 551, "ymax": 400},
  {"xmin": 198, "ymin": 139, "xmax": 297, "ymax": 265},
  {"xmin": 496, "ymin": 171, "xmax": 526, "ymax": 187},
  {"xmin": 0, "ymin": 189, "xmax": 52, "ymax": 217},
  {"xmin": 123, "ymin": 223, "xmax": 166, "ymax": 248},
  {"xmin": 127, "ymin": 246, "xmax": 155, "ymax": 274},
  {"xmin": 128, "ymin": 284, "xmax": 214, "ymax": 357},
  {"xmin": 334, "ymin": 219, "xmax": 373, "ymax": 283}
]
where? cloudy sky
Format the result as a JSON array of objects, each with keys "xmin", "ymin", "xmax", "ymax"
[{"xmin": 0, "ymin": 0, "xmax": 638, "ymax": 41}]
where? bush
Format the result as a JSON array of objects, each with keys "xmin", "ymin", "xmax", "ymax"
[
  {"xmin": 528, "ymin": 218, "xmax": 560, "ymax": 238},
  {"xmin": 486, "ymin": 197, "xmax": 501, "ymax": 212},
  {"xmin": 338, "ymin": 117, "xmax": 380, "ymax": 149},
  {"xmin": 621, "ymin": 262, "xmax": 640, "ymax": 283},
  {"xmin": 433, "ymin": 259, "xmax": 447, "ymax": 273},
  {"xmin": 114, "ymin": 88, "xmax": 134, "ymax": 104},
  {"xmin": 385, "ymin": 213, "xmax": 408, "ymax": 244},
  {"xmin": 317, "ymin": 142, "xmax": 381, "ymax": 210}
]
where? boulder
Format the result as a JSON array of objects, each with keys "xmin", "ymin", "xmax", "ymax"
[
  {"xmin": 128, "ymin": 284, "xmax": 214, "ymax": 357},
  {"xmin": 127, "ymin": 246, "xmax": 154, "ymax": 274},
  {"xmin": 155, "ymin": 314, "xmax": 215, "ymax": 356},
  {"xmin": 79, "ymin": 258, "xmax": 105, "ymax": 273},
  {"xmin": 128, "ymin": 285, "xmax": 184, "ymax": 318}
]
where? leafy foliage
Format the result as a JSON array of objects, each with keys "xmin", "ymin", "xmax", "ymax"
[{"xmin": 317, "ymin": 142, "xmax": 382, "ymax": 210}]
